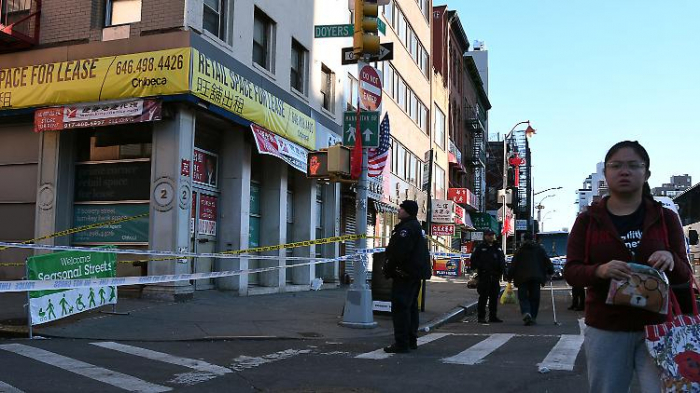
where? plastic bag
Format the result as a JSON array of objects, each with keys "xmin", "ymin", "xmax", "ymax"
[{"xmin": 500, "ymin": 282, "xmax": 517, "ymax": 305}]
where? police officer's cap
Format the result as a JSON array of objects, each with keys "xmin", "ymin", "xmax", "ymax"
[{"xmin": 400, "ymin": 200, "xmax": 419, "ymax": 217}]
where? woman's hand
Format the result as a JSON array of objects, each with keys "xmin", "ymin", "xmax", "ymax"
[
  {"xmin": 647, "ymin": 250, "xmax": 674, "ymax": 272},
  {"xmin": 595, "ymin": 260, "xmax": 632, "ymax": 280}
]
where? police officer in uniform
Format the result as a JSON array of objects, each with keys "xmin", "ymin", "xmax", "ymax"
[
  {"xmin": 383, "ymin": 200, "xmax": 431, "ymax": 353},
  {"xmin": 470, "ymin": 229, "xmax": 506, "ymax": 324}
]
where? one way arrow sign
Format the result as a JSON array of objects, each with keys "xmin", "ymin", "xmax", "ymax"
[
  {"xmin": 341, "ymin": 42, "xmax": 394, "ymax": 65},
  {"xmin": 342, "ymin": 111, "xmax": 380, "ymax": 148}
]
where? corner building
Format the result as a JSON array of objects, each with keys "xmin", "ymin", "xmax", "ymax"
[{"xmin": 0, "ymin": 0, "xmax": 350, "ymax": 300}]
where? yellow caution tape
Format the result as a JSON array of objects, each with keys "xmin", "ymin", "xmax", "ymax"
[{"xmin": 120, "ymin": 234, "xmax": 369, "ymax": 265}]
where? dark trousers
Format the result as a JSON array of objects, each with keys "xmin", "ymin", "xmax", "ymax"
[
  {"xmin": 571, "ymin": 286, "xmax": 585, "ymax": 309},
  {"xmin": 391, "ymin": 278, "xmax": 421, "ymax": 349},
  {"xmin": 477, "ymin": 275, "xmax": 501, "ymax": 319},
  {"xmin": 517, "ymin": 280, "xmax": 542, "ymax": 319}
]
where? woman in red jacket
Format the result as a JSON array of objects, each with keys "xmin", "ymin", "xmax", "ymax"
[{"xmin": 564, "ymin": 140, "xmax": 692, "ymax": 393}]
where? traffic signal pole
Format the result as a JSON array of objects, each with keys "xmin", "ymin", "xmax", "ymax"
[{"xmin": 340, "ymin": 0, "xmax": 379, "ymax": 329}]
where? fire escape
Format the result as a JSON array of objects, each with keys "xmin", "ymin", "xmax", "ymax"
[
  {"xmin": 512, "ymin": 130, "xmax": 531, "ymax": 219},
  {"xmin": 0, "ymin": 0, "xmax": 41, "ymax": 53},
  {"xmin": 464, "ymin": 102, "xmax": 486, "ymax": 211}
]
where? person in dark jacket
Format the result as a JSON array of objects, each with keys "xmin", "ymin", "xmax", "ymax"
[
  {"xmin": 383, "ymin": 200, "xmax": 431, "ymax": 353},
  {"xmin": 564, "ymin": 141, "xmax": 692, "ymax": 393},
  {"xmin": 508, "ymin": 232, "xmax": 554, "ymax": 325},
  {"xmin": 470, "ymin": 229, "xmax": 506, "ymax": 323}
]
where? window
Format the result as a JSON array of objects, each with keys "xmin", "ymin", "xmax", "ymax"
[
  {"xmin": 420, "ymin": 45, "xmax": 429, "ymax": 76},
  {"xmin": 320, "ymin": 64, "xmax": 334, "ymax": 112},
  {"xmin": 419, "ymin": 102, "xmax": 428, "ymax": 133},
  {"xmin": 408, "ymin": 155, "xmax": 417, "ymax": 185},
  {"xmin": 397, "ymin": 12, "xmax": 406, "ymax": 45},
  {"xmin": 434, "ymin": 165, "xmax": 446, "ymax": 199},
  {"xmin": 383, "ymin": 1, "xmax": 394, "ymax": 26},
  {"xmin": 410, "ymin": 92, "xmax": 418, "ymax": 123},
  {"xmin": 347, "ymin": 73, "xmax": 358, "ymax": 110},
  {"xmin": 384, "ymin": 65, "xmax": 394, "ymax": 98},
  {"xmin": 253, "ymin": 8, "xmax": 275, "ymax": 71},
  {"xmin": 290, "ymin": 39, "xmax": 308, "ymax": 94},
  {"xmin": 203, "ymin": 0, "xmax": 226, "ymax": 39},
  {"xmin": 409, "ymin": 30, "xmax": 418, "ymax": 60},
  {"xmin": 398, "ymin": 80, "xmax": 407, "ymax": 111},
  {"xmin": 434, "ymin": 105, "xmax": 446, "ymax": 149},
  {"xmin": 397, "ymin": 144, "xmax": 406, "ymax": 179},
  {"xmin": 106, "ymin": 0, "xmax": 141, "ymax": 26}
]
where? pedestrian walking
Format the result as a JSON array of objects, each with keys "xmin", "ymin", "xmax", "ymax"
[
  {"xmin": 508, "ymin": 232, "xmax": 554, "ymax": 325},
  {"xmin": 470, "ymin": 229, "xmax": 506, "ymax": 324},
  {"xmin": 568, "ymin": 286, "xmax": 585, "ymax": 311},
  {"xmin": 563, "ymin": 140, "xmax": 693, "ymax": 393},
  {"xmin": 382, "ymin": 200, "xmax": 431, "ymax": 353}
]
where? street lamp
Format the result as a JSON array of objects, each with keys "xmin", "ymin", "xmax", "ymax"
[
  {"xmin": 534, "ymin": 186, "xmax": 562, "ymax": 196},
  {"xmin": 541, "ymin": 210, "xmax": 557, "ymax": 232},
  {"xmin": 501, "ymin": 121, "xmax": 535, "ymax": 253},
  {"xmin": 535, "ymin": 194, "xmax": 555, "ymax": 226}
]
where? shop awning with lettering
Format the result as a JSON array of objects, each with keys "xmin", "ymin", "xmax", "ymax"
[{"xmin": 251, "ymin": 124, "xmax": 308, "ymax": 174}]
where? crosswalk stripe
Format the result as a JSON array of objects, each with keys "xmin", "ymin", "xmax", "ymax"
[
  {"xmin": 0, "ymin": 344, "xmax": 171, "ymax": 393},
  {"xmin": 442, "ymin": 333, "xmax": 515, "ymax": 365},
  {"xmin": 538, "ymin": 334, "xmax": 584, "ymax": 371},
  {"xmin": 90, "ymin": 342, "xmax": 231, "ymax": 376},
  {"xmin": 356, "ymin": 333, "xmax": 452, "ymax": 360},
  {"xmin": 0, "ymin": 381, "xmax": 26, "ymax": 393}
]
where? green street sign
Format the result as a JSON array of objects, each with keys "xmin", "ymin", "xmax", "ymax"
[
  {"xmin": 314, "ymin": 21, "xmax": 386, "ymax": 38},
  {"xmin": 343, "ymin": 111, "xmax": 380, "ymax": 148},
  {"xmin": 377, "ymin": 18, "xmax": 387, "ymax": 35},
  {"xmin": 315, "ymin": 24, "xmax": 353, "ymax": 38}
]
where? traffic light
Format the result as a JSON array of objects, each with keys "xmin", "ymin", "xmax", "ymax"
[
  {"xmin": 307, "ymin": 151, "xmax": 329, "ymax": 179},
  {"xmin": 353, "ymin": 0, "xmax": 380, "ymax": 57},
  {"xmin": 327, "ymin": 144, "xmax": 351, "ymax": 176}
]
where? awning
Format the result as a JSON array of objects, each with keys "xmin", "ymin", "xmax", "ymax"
[{"xmin": 251, "ymin": 124, "xmax": 308, "ymax": 174}]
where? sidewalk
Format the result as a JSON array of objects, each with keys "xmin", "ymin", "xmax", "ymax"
[{"xmin": 0, "ymin": 276, "xmax": 479, "ymax": 341}]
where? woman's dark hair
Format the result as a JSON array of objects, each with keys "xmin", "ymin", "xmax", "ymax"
[{"xmin": 604, "ymin": 140, "xmax": 652, "ymax": 199}]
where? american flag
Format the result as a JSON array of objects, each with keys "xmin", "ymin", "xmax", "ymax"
[{"xmin": 368, "ymin": 114, "xmax": 390, "ymax": 177}]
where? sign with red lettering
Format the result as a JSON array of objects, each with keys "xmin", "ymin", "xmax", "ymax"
[
  {"xmin": 181, "ymin": 159, "xmax": 191, "ymax": 177},
  {"xmin": 192, "ymin": 148, "xmax": 218, "ymax": 188},
  {"xmin": 34, "ymin": 99, "xmax": 161, "ymax": 132},
  {"xmin": 431, "ymin": 224, "xmax": 455, "ymax": 237},
  {"xmin": 359, "ymin": 64, "xmax": 382, "ymax": 111},
  {"xmin": 198, "ymin": 194, "xmax": 217, "ymax": 236}
]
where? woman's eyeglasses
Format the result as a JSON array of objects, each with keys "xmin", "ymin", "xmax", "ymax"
[{"xmin": 605, "ymin": 161, "xmax": 646, "ymax": 171}]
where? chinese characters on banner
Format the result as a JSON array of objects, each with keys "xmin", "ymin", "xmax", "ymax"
[
  {"xmin": 431, "ymin": 224, "xmax": 455, "ymax": 236},
  {"xmin": 448, "ymin": 188, "xmax": 467, "ymax": 204},
  {"xmin": 192, "ymin": 148, "xmax": 218, "ymax": 188},
  {"xmin": 431, "ymin": 199, "xmax": 454, "ymax": 223}
]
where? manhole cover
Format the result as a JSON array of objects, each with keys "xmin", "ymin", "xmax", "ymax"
[{"xmin": 298, "ymin": 332, "xmax": 323, "ymax": 338}]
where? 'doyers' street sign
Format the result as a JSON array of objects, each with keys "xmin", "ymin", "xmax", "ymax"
[
  {"xmin": 314, "ymin": 22, "xmax": 386, "ymax": 38},
  {"xmin": 359, "ymin": 64, "xmax": 382, "ymax": 111}
]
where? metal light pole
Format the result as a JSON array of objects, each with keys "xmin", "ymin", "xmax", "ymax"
[
  {"xmin": 500, "ymin": 121, "xmax": 533, "ymax": 253},
  {"xmin": 533, "ymin": 187, "xmax": 561, "ymax": 236},
  {"xmin": 541, "ymin": 210, "xmax": 556, "ymax": 232}
]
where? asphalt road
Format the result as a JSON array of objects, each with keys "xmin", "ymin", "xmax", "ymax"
[{"xmin": 0, "ymin": 286, "xmax": 597, "ymax": 393}]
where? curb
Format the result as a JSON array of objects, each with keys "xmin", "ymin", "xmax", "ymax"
[{"xmin": 419, "ymin": 301, "xmax": 478, "ymax": 333}]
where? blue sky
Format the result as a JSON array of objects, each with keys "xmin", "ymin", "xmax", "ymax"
[{"xmin": 452, "ymin": 0, "xmax": 700, "ymax": 232}]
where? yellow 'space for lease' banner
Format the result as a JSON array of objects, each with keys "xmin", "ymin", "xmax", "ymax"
[
  {"xmin": 0, "ymin": 48, "xmax": 191, "ymax": 110},
  {"xmin": 191, "ymin": 48, "xmax": 315, "ymax": 150}
]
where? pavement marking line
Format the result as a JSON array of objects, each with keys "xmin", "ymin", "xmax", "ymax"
[
  {"xmin": 578, "ymin": 318, "xmax": 586, "ymax": 336},
  {"xmin": 0, "ymin": 381, "xmax": 26, "ymax": 393},
  {"xmin": 0, "ymin": 344, "xmax": 171, "ymax": 393},
  {"xmin": 441, "ymin": 333, "xmax": 515, "ymax": 365},
  {"xmin": 90, "ymin": 342, "xmax": 231, "ymax": 376},
  {"xmin": 537, "ymin": 334, "xmax": 585, "ymax": 371},
  {"xmin": 356, "ymin": 333, "xmax": 452, "ymax": 360}
]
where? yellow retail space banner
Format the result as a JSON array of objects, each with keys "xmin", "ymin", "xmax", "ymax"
[
  {"xmin": 0, "ymin": 48, "xmax": 190, "ymax": 110},
  {"xmin": 191, "ymin": 48, "xmax": 315, "ymax": 150}
]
